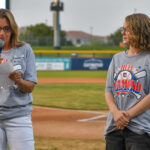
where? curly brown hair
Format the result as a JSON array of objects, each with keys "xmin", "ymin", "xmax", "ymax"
[
  {"xmin": 0, "ymin": 9, "xmax": 25, "ymax": 48},
  {"xmin": 125, "ymin": 13, "xmax": 150, "ymax": 51}
]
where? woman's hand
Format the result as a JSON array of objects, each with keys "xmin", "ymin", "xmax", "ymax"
[
  {"xmin": 9, "ymin": 71, "xmax": 35, "ymax": 93},
  {"xmin": 113, "ymin": 110, "xmax": 130, "ymax": 130},
  {"xmin": 9, "ymin": 70, "xmax": 22, "ymax": 83}
]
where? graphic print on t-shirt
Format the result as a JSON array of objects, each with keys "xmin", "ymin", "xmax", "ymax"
[{"xmin": 114, "ymin": 64, "xmax": 146, "ymax": 99}]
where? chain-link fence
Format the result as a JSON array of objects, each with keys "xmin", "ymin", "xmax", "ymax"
[
  {"xmin": 19, "ymin": 36, "xmax": 122, "ymax": 47},
  {"xmin": 19, "ymin": 36, "xmax": 73, "ymax": 47}
]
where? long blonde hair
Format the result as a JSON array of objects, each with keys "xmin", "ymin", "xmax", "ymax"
[
  {"xmin": 0, "ymin": 9, "xmax": 25, "ymax": 48},
  {"xmin": 125, "ymin": 13, "xmax": 150, "ymax": 51}
]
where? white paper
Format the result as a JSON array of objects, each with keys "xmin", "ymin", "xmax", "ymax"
[{"xmin": 0, "ymin": 59, "xmax": 14, "ymax": 104}]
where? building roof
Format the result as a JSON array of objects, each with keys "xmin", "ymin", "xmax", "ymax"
[
  {"xmin": 65, "ymin": 31, "xmax": 107, "ymax": 40},
  {"xmin": 65, "ymin": 31, "xmax": 92, "ymax": 38}
]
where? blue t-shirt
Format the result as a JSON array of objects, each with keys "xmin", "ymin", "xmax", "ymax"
[{"xmin": 0, "ymin": 44, "xmax": 37, "ymax": 119}]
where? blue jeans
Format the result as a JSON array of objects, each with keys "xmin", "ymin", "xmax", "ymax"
[
  {"xmin": 105, "ymin": 128, "xmax": 150, "ymax": 150},
  {"xmin": 0, "ymin": 115, "xmax": 34, "ymax": 150}
]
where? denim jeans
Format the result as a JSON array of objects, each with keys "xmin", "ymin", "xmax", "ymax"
[
  {"xmin": 105, "ymin": 128, "xmax": 150, "ymax": 150},
  {"xmin": 0, "ymin": 115, "xmax": 34, "ymax": 150}
]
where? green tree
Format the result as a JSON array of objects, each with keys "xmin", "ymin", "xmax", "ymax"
[
  {"xmin": 19, "ymin": 23, "xmax": 68, "ymax": 46},
  {"xmin": 26, "ymin": 23, "xmax": 53, "ymax": 37},
  {"xmin": 19, "ymin": 23, "xmax": 67, "ymax": 38},
  {"xmin": 109, "ymin": 28, "xmax": 122, "ymax": 46}
]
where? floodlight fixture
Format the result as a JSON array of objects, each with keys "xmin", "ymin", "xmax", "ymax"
[{"xmin": 50, "ymin": 0, "xmax": 64, "ymax": 11}]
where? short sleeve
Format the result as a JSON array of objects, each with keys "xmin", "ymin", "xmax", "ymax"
[
  {"xmin": 24, "ymin": 45, "xmax": 37, "ymax": 83},
  {"xmin": 105, "ymin": 57, "xmax": 115, "ymax": 93}
]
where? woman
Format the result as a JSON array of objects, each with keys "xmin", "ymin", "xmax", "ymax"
[
  {"xmin": 105, "ymin": 13, "xmax": 150, "ymax": 150},
  {"xmin": 0, "ymin": 9, "xmax": 37, "ymax": 150}
]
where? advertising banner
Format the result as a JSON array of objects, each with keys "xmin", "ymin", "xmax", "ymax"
[
  {"xmin": 71, "ymin": 57, "xmax": 112, "ymax": 70},
  {"xmin": 35, "ymin": 57, "xmax": 71, "ymax": 70}
]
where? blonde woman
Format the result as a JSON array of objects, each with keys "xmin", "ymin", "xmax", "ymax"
[{"xmin": 0, "ymin": 9, "xmax": 37, "ymax": 150}]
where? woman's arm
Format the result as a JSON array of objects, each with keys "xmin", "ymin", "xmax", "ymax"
[{"xmin": 9, "ymin": 70, "xmax": 35, "ymax": 93}]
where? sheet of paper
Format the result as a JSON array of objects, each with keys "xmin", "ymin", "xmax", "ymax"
[{"xmin": 0, "ymin": 59, "xmax": 14, "ymax": 105}]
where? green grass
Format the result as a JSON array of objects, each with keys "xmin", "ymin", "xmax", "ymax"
[
  {"xmin": 35, "ymin": 136, "xmax": 105, "ymax": 150},
  {"xmin": 35, "ymin": 71, "xmax": 108, "ymax": 110},
  {"xmin": 32, "ymin": 45, "xmax": 126, "ymax": 51},
  {"xmin": 37, "ymin": 70, "xmax": 107, "ymax": 78},
  {"xmin": 33, "ymin": 83, "xmax": 107, "ymax": 110},
  {"xmin": 32, "ymin": 45, "xmax": 126, "ymax": 57}
]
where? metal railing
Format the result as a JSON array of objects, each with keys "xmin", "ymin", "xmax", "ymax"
[{"xmin": 33, "ymin": 50, "xmax": 123, "ymax": 58}]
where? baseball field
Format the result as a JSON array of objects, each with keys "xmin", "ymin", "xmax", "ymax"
[{"xmin": 32, "ymin": 70, "xmax": 108, "ymax": 150}]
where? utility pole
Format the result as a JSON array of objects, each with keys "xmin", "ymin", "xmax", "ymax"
[
  {"xmin": 90, "ymin": 26, "xmax": 93, "ymax": 46},
  {"xmin": 134, "ymin": 8, "xmax": 137, "ymax": 14},
  {"xmin": 50, "ymin": 0, "xmax": 64, "ymax": 49}
]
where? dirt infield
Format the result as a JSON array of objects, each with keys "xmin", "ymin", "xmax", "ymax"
[
  {"xmin": 32, "ymin": 106, "xmax": 108, "ymax": 139},
  {"xmin": 37, "ymin": 78, "xmax": 106, "ymax": 83},
  {"xmin": 32, "ymin": 77, "xmax": 107, "ymax": 139}
]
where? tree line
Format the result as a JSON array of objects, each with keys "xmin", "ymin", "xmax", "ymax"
[
  {"xmin": 19, "ymin": 23, "xmax": 122, "ymax": 46},
  {"xmin": 19, "ymin": 23, "xmax": 72, "ymax": 46}
]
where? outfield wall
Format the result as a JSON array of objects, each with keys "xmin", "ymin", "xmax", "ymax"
[
  {"xmin": 35, "ymin": 57, "xmax": 112, "ymax": 71},
  {"xmin": 35, "ymin": 57, "xmax": 71, "ymax": 70}
]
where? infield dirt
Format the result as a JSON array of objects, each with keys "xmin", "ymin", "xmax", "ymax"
[
  {"xmin": 32, "ymin": 77, "xmax": 107, "ymax": 139},
  {"xmin": 32, "ymin": 106, "xmax": 108, "ymax": 139}
]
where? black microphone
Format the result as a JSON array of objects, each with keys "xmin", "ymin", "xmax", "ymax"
[{"xmin": 0, "ymin": 39, "xmax": 4, "ymax": 55}]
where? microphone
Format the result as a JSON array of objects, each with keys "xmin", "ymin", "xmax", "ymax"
[{"xmin": 0, "ymin": 39, "xmax": 4, "ymax": 55}]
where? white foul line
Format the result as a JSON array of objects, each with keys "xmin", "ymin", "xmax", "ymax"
[
  {"xmin": 77, "ymin": 114, "xmax": 107, "ymax": 122},
  {"xmin": 33, "ymin": 106, "xmax": 108, "ymax": 122}
]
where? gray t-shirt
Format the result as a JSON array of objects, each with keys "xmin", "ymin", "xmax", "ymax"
[
  {"xmin": 105, "ymin": 50, "xmax": 150, "ymax": 136},
  {"xmin": 0, "ymin": 44, "xmax": 37, "ymax": 119}
]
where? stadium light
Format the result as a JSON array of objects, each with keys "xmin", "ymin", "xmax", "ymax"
[{"xmin": 50, "ymin": 0, "xmax": 64, "ymax": 49}]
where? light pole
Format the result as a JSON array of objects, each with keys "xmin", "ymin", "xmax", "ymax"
[{"xmin": 50, "ymin": 0, "xmax": 64, "ymax": 49}]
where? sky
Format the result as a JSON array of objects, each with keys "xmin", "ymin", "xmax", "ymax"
[{"xmin": 1, "ymin": 0, "xmax": 150, "ymax": 36}]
